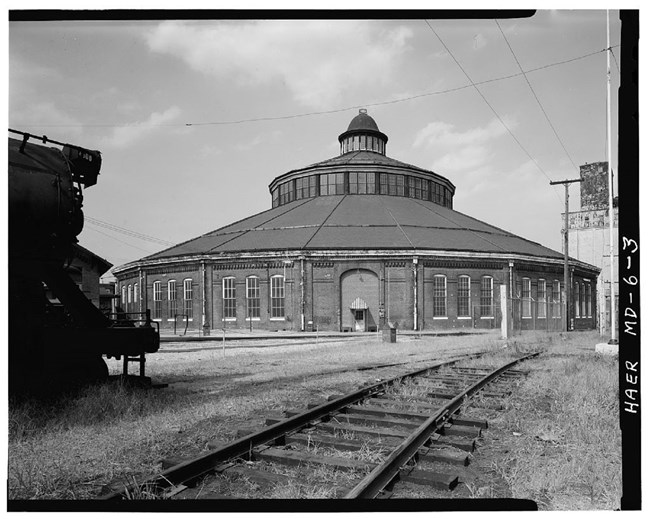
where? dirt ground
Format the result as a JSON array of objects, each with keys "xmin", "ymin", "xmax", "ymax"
[{"xmin": 8, "ymin": 330, "xmax": 621, "ymax": 510}]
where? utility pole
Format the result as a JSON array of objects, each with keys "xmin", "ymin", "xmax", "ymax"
[
  {"xmin": 606, "ymin": 9, "xmax": 617, "ymax": 345},
  {"xmin": 550, "ymin": 178, "xmax": 582, "ymax": 331}
]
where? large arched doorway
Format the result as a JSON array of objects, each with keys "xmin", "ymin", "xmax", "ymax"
[{"xmin": 340, "ymin": 269, "xmax": 379, "ymax": 332}]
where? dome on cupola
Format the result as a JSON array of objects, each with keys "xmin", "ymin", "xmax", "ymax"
[
  {"xmin": 346, "ymin": 109, "xmax": 381, "ymax": 132},
  {"xmin": 338, "ymin": 109, "xmax": 388, "ymax": 155}
]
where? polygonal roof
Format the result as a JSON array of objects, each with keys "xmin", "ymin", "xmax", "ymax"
[{"xmin": 141, "ymin": 194, "xmax": 566, "ymax": 262}]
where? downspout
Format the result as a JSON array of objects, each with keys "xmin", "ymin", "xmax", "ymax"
[
  {"xmin": 300, "ymin": 256, "xmax": 305, "ymax": 331},
  {"xmin": 201, "ymin": 261, "xmax": 210, "ymax": 336},
  {"xmin": 138, "ymin": 267, "xmax": 143, "ymax": 314},
  {"xmin": 413, "ymin": 257, "xmax": 418, "ymax": 331}
]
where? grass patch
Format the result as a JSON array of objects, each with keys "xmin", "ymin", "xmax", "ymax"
[{"xmin": 480, "ymin": 331, "xmax": 621, "ymax": 510}]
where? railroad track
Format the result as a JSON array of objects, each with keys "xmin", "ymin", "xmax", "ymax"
[{"xmin": 101, "ymin": 352, "xmax": 538, "ymax": 502}]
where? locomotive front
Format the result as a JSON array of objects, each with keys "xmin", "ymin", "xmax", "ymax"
[{"xmin": 8, "ymin": 131, "xmax": 159, "ymax": 395}]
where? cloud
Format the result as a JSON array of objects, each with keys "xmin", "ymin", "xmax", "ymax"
[
  {"xmin": 102, "ymin": 106, "xmax": 182, "ymax": 149},
  {"xmin": 144, "ymin": 20, "xmax": 413, "ymax": 109},
  {"xmin": 9, "ymin": 101, "xmax": 84, "ymax": 140},
  {"xmin": 414, "ymin": 117, "xmax": 517, "ymax": 173}
]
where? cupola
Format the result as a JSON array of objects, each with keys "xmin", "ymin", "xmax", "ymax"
[{"xmin": 338, "ymin": 109, "xmax": 388, "ymax": 155}]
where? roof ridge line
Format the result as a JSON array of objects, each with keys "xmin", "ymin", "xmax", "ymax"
[
  {"xmin": 302, "ymin": 195, "xmax": 348, "ymax": 250},
  {"xmin": 412, "ymin": 198, "xmax": 509, "ymax": 253},
  {"xmin": 384, "ymin": 206, "xmax": 416, "ymax": 250},
  {"xmin": 207, "ymin": 198, "xmax": 315, "ymax": 253}
]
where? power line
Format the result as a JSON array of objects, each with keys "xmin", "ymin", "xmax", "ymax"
[
  {"xmin": 85, "ymin": 216, "xmax": 175, "ymax": 246},
  {"xmin": 84, "ymin": 225, "xmax": 158, "ymax": 253},
  {"xmin": 424, "ymin": 19, "xmax": 562, "ymax": 202},
  {"xmin": 12, "ymin": 46, "xmax": 615, "ymax": 130},
  {"xmin": 494, "ymin": 19, "xmax": 578, "ymax": 171}
]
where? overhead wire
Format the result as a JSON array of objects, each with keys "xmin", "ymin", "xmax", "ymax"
[
  {"xmin": 423, "ymin": 19, "xmax": 562, "ymax": 203},
  {"xmin": 84, "ymin": 225, "xmax": 159, "ymax": 253},
  {"xmin": 12, "ymin": 45, "xmax": 617, "ymax": 130},
  {"xmin": 494, "ymin": 19, "xmax": 578, "ymax": 171},
  {"xmin": 85, "ymin": 216, "xmax": 175, "ymax": 246}
]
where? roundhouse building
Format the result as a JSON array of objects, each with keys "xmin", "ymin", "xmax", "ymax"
[{"xmin": 114, "ymin": 110, "xmax": 599, "ymax": 333}]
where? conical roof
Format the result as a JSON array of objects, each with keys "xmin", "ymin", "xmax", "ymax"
[{"xmin": 141, "ymin": 194, "xmax": 566, "ymax": 262}]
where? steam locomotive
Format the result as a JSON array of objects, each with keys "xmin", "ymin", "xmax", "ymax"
[{"xmin": 8, "ymin": 130, "xmax": 159, "ymax": 395}]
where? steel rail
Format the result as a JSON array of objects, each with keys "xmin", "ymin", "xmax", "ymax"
[
  {"xmin": 101, "ymin": 355, "xmax": 475, "ymax": 500},
  {"xmin": 343, "ymin": 352, "xmax": 540, "ymax": 499}
]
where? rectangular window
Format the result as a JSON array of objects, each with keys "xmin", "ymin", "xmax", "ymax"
[
  {"xmin": 538, "ymin": 279, "xmax": 546, "ymax": 318},
  {"xmin": 349, "ymin": 172, "xmax": 359, "ymax": 194},
  {"xmin": 586, "ymin": 283, "xmax": 592, "ymax": 317},
  {"xmin": 433, "ymin": 275, "xmax": 447, "ymax": 317},
  {"xmin": 457, "ymin": 276, "xmax": 471, "ymax": 317},
  {"xmin": 153, "ymin": 281, "xmax": 162, "ymax": 319},
  {"xmin": 581, "ymin": 282, "xmax": 586, "ymax": 318},
  {"xmin": 121, "ymin": 285, "xmax": 126, "ymax": 306},
  {"xmin": 246, "ymin": 277, "xmax": 260, "ymax": 318},
  {"xmin": 272, "ymin": 188, "xmax": 279, "ymax": 207},
  {"xmin": 480, "ymin": 276, "xmax": 493, "ymax": 317},
  {"xmin": 574, "ymin": 282, "xmax": 580, "ymax": 317},
  {"xmin": 396, "ymin": 175, "xmax": 405, "ymax": 196},
  {"xmin": 183, "ymin": 279, "xmax": 193, "ymax": 319},
  {"xmin": 127, "ymin": 284, "xmax": 132, "ymax": 305},
  {"xmin": 380, "ymin": 173, "xmax": 388, "ymax": 194},
  {"xmin": 308, "ymin": 175, "xmax": 317, "ymax": 197},
  {"xmin": 295, "ymin": 177, "xmax": 305, "ymax": 200},
  {"xmin": 320, "ymin": 174, "xmax": 329, "ymax": 196},
  {"xmin": 223, "ymin": 277, "xmax": 236, "ymax": 319},
  {"xmin": 271, "ymin": 276, "xmax": 285, "ymax": 318},
  {"xmin": 522, "ymin": 278, "xmax": 531, "ymax": 318},
  {"xmin": 168, "ymin": 280, "xmax": 177, "ymax": 319}
]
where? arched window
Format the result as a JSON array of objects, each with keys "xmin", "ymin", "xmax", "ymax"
[
  {"xmin": 127, "ymin": 284, "xmax": 132, "ymax": 305},
  {"xmin": 168, "ymin": 279, "xmax": 177, "ymax": 319},
  {"xmin": 271, "ymin": 275, "xmax": 285, "ymax": 319},
  {"xmin": 133, "ymin": 283, "xmax": 138, "ymax": 310},
  {"xmin": 538, "ymin": 279, "xmax": 546, "ymax": 318},
  {"xmin": 433, "ymin": 275, "xmax": 447, "ymax": 317},
  {"xmin": 183, "ymin": 279, "xmax": 193, "ymax": 319},
  {"xmin": 457, "ymin": 275, "xmax": 471, "ymax": 318},
  {"xmin": 574, "ymin": 282, "xmax": 580, "ymax": 317},
  {"xmin": 153, "ymin": 281, "xmax": 162, "ymax": 319},
  {"xmin": 222, "ymin": 277, "xmax": 236, "ymax": 320},
  {"xmin": 553, "ymin": 280, "xmax": 561, "ymax": 318},
  {"xmin": 246, "ymin": 276, "xmax": 260, "ymax": 319},
  {"xmin": 121, "ymin": 285, "xmax": 126, "ymax": 306},
  {"xmin": 480, "ymin": 276, "xmax": 493, "ymax": 317},
  {"xmin": 522, "ymin": 278, "xmax": 532, "ymax": 318}
]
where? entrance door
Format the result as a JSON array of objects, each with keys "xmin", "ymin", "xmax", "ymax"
[{"xmin": 354, "ymin": 310, "xmax": 366, "ymax": 332}]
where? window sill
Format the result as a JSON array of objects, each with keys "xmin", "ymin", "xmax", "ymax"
[
  {"xmin": 222, "ymin": 318, "xmax": 237, "ymax": 322},
  {"xmin": 432, "ymin": 316, "xmax": 448, "ymax": 320},
  {"xmin": 245, "ymin": 318, "xmax": 261, "ymax": 322},
  {"xmin": 270, "ymin": 317, "xmax": 286, "ymax": 321},
  {"xmin": 457, "ymin": 316, "xmax": 472, "ymax": 320},
  {"xmin": 480, "ymin": 316, "xmax": 494, "ymax": 319}
]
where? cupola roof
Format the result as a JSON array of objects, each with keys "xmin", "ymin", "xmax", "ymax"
[{"xmin": 338, "ymin": 109, "xmax": 388, "ymax": 145}]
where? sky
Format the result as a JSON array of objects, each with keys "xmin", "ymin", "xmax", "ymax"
[{"xmin": 8, "ymin": 8, "xmax": 624, "ymax": 280}]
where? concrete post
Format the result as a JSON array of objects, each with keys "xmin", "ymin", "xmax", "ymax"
[{"xmin": 500, "ymin": 284, "xmax": 509, "ymax": 339}]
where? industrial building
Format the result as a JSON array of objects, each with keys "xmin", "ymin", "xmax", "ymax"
[
  {"xmin": 566, "ymin": 161, "xmax": 618, "ymax": 333},
  {"xmin": 113, "ymin": 110, "xmax": 599, "ymax": 333}
]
